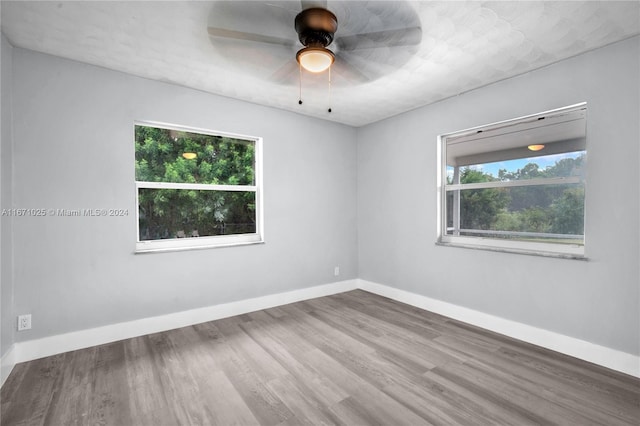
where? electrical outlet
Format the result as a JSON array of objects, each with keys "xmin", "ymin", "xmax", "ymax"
[
  {"xmin": 334, "ymin": 266, "xmax": 340, "ymax": 276},
  {"xmin": 17, "ymin": 314, "xmax": 31, "ymax": 331}
]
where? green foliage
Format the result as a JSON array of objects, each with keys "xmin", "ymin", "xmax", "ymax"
[
  {"xmin": 135, "ymin": 126, "xmax": 255, "ymax": 185},
  {"xmin": 135, "ymin": 126, "xmax": 256, "ymax": 240},
  {"xmin": 550, "ymin": 187, "xmax": 585, "ymax": 234},
  {"xmin": 455, "ymin": 154, "xmax": 585, "ymax": 238},
  {"xmin": 498, "ymin": 162, "xmax": 542, "ymax": 180},
  {"xmin": 460, "ymin": 168, "xmax": 495, "ymax": 184},
  {"xmin": 494, "ymin": 207, "xmax": 550, "ymax": 233},
  {"xmin": 459, "ymin": 168, "xmax": 509, "ymax": 230},
  {"xmin": 497, "ymin": 154, "xmax": 585, "ymax": 212},
  {"xmin": 519, "ymin": 207, "xmax": 551, "ymax": 233},
  {"xmin": 494, "ymin": 211, "xmax": 522, "ymax": 231},
  {"xmin": 546, "ymin": 156, "xmax": 585, "ymax": 178}
]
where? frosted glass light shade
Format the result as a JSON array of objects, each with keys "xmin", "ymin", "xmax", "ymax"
[{"xmin": 297, "ymin": 47, "xmax": 335, "ymax": 73}]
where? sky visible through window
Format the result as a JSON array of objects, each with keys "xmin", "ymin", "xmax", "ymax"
[{"xmin": 447, "ymin": 151, "xmax": 584, "ymax": 180}]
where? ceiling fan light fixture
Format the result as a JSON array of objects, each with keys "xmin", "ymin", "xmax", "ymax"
[{"xmin": 296, "ymin": 46, "xmax": 335, "ymax": 73}]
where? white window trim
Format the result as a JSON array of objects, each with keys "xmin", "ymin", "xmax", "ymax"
[
  {"xmin": 436, "ymin": 103, "xmax": 587, "ymax": 259},
  {"xmin": 134, "ymin": 121, "xmax": 264, "ymax": 253},
  {"xmin": 436, "ymin": 237, "xmax": 585, "ymax": 259},
  {"xmin": 137, "ymin": 182, "xmax": 257, "ymax": 192}
]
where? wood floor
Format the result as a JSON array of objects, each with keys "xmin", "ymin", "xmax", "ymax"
[{"xmin": 1, "ymin": 290, "xmax": 638, "ymax": 425}]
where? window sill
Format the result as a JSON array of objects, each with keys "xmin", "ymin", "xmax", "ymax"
[
  {"xmin": 435, "ymin": 241, "xmax": 587, "ymax": 260},
  {"xmin": 135, "ymin": 238, "xmax": 264, "ymax": 254}
]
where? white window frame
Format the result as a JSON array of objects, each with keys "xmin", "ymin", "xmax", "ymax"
[
  {"xmin": 436, "ymin": 103, "xmax": 587, "ymax": 259},
  {"xmin": 134, "ymin": 121, "xmax": 264, "ymax": 253}
]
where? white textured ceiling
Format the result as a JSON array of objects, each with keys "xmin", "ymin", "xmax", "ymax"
[{"xmin": 1, "ymin": 1, "xmax": 639, "ymax": 127}]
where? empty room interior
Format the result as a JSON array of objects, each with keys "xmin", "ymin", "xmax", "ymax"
[{"xmin": 0, "ymin": 1, "xmax": 639, "ymax": 425}]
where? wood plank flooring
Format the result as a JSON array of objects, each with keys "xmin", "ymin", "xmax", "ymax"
[{"xmin": 1, "ymin": 290, "xmax": 638, "ymax": 425}]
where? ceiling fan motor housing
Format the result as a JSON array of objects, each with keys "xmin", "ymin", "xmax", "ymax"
[{"xmin": 295, "ymin": 8, "xmax": 338, "ymax": 47}]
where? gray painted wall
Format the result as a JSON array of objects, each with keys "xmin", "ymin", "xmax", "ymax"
[
  {"xmin": 357, "ymin": 36, "xmax": 640, "ymax": 356},
  {"xmin": 9, "ymin": 48, "xmax": 358, "ymax": 341},
  {"xmin": 1, "ymin": 34, "xmax": 14, "ymax": 358},
  {"xmin": 4, "ymin": 35, "xmax": 638, "ymax": 358}
]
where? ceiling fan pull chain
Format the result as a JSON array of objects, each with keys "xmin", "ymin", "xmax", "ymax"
[
  {"xmin": 298, "ymin": 62, "xmax": 303, "ymax": 105},
  {"xmin": 328, "ymin": 65, "xmax": 332, "ymax": 113}
]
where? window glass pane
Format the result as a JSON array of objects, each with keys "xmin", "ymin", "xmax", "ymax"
[
  {"xmin": 446, "ymin": 166, "xmax": 455, "ymax": 183},
  {"xmin": 135, "ymin": 125, "xmax": 255, "ymax": 185},
  {"xmin": 458, "ymin": 151, "xmax": 585, "ymax": 182},
  {"xmin": 138, "ymin": 189, "xmax": 256, "ymax": 241},
  {"xmin": 446, "ymin": 191, "xmax": 454, "ymax": 229},
  {"xmin": 445, "ymin": 183, "xmax": 584, "ymax": 245},
  {"xmin": 440, "ymin": 104, "xmax": 587, "ymax": 255}
]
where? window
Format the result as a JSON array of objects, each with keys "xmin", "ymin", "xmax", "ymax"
[
  {"xmin": 135, "ymin": 122, "xmax": 263, "ymax": 252},
  {"xmin": 437, "ymin": 103, "xmax": 587, "ymax": 258}
]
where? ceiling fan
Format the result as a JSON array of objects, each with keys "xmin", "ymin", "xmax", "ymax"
[{"xmin": 207, "ymin": 1, "xmax": 422, "ymax": 85}]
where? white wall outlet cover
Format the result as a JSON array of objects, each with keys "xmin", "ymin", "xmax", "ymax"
[{"xmin": 18, "ymin": 314, "xmax": 32, "ymax": 331}]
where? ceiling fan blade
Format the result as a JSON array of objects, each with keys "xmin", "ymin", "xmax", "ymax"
[
  {"xmin": 208, "ymin": 27, "xmax": 296, "ymax": 47},
  {"xmin": 269, "ymin": 60, "xmax": 299, "ymax": 84},
  {"xmin": 301, "ymin": 0, "xmax": 327, "ymax": 10},
  {"xmin": 336, "ymin": 26, "xmax": 422, "ymax": 51},
  {"xmin": 333, "ymin": 54, "xmax": 370, "ymax": 83},
  {"xmin": 265, "ymin": 2, "xmax": 300, "ymax": 15}
]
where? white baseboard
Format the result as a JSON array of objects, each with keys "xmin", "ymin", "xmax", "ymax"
[
  {"xmin": 13, "ymin": 279, "xmax": 358, "ymax": 367},
  {"xmin": 1, "ymin": 344, "xmax": 16, "ymax": 387},
  {"xmin": 3, "ymin": 277, "xmax": 637, "ymax": 388},
  {"xmin": 358, "ymin": 279, "xmax": 640, "ymax": 378}
]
